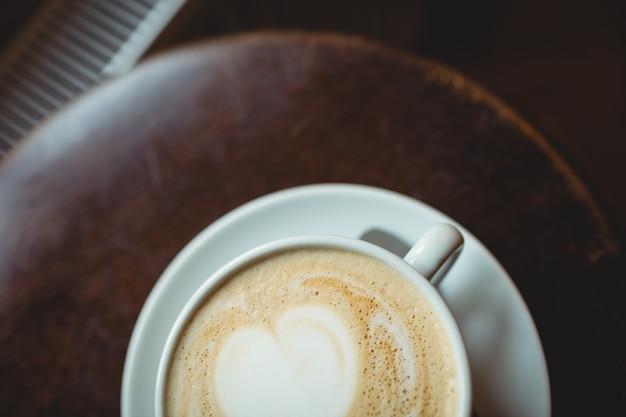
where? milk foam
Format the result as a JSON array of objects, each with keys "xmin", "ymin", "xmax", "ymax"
[
  {"xmin": 215, "ymin": 306, "xmax": 356, "ymax": 417},
  {"xmin": 164, "ymin": 248, "xmax": 458, "ymax": 417}
]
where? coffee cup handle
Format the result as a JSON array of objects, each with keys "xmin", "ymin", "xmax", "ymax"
[{"xmin": 404, "ymin": 223, "xmax": 464, "ymax": 286}]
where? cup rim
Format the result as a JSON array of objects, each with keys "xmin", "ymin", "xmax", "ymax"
[{"xmin": 155, "ymin": 234, "xmax": 472, "ymax": 417}]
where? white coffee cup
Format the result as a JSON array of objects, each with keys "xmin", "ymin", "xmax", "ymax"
[{"xmin": 156, "ymin": 223, "xmax": 471, "ymax": 417}]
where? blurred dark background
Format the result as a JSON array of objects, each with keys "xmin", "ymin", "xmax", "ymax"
[{"xmin": 1, "ymin": 0, "xmax": 624, "ymax": 232}]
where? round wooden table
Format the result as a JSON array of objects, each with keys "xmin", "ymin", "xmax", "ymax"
[{"xmin": 0, "ymin": 32, "xmax": 624, "ymax": 416}]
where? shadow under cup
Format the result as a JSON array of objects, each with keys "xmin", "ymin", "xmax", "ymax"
[{"xmin": 155, "ymin": 235, "xmax": 472, "ymax": 417}]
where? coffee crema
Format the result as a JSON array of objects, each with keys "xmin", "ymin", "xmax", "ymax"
[{"xmin": 164, "ymin": 247, "xmax": 459, "ymax": 417}]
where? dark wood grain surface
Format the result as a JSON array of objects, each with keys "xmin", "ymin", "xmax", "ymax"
[{"xmin": 0, "ymin": 2, "xmax": 625, "ymax": 417}]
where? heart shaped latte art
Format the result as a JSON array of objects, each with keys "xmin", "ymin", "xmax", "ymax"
[{"xmin": 215, "ymin": 305, "xmax": 357, "ymax": 417}]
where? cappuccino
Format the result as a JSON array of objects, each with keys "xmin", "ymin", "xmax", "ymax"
[{"xmin": 164, "ymin": 247, "xmax": 459, "ymax": 416}]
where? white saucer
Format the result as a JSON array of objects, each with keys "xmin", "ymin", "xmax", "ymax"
[{"xmin": 122, "ymin": 183, "xmax": 550, "ymax": 417}]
